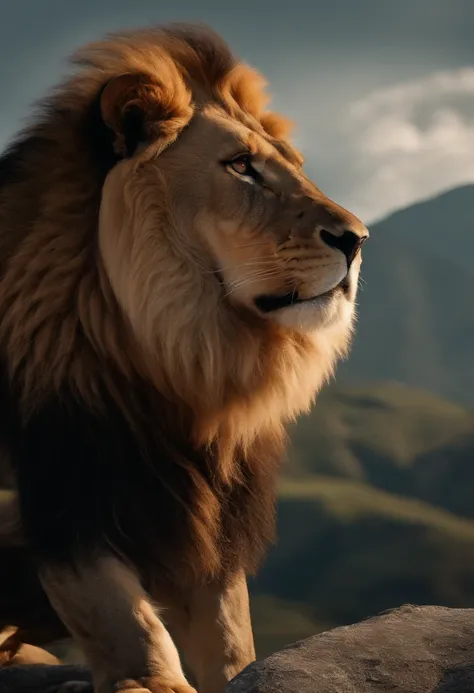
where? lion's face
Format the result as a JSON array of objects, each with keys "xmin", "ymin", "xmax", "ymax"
[
  {"xmin": 96, "ymin": 64, "xmax": 368, "ymax": 413},
  {"xmin": 124, "ymin": 104, "xmax": 367, "ymax": 336}
]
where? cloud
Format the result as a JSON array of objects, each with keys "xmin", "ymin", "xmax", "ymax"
[{"xmin": 292, "ymin": 67, "xmax": 474, "ymax": 224}]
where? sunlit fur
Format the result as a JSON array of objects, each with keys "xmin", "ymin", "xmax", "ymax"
[{"xmin": 0, "ymin": 23, "xmax": 366, "ymax": 582}]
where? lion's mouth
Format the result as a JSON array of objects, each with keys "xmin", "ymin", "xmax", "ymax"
[{"xmin": 254, "ymin": 276, "xmax": 349, "ymax": 314}]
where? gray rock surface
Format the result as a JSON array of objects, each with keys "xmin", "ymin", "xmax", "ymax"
[
  {"xmin": 2, "ymin": 605, "xmax": 474, "ymax": 692},
  {"xmin": 226, "ymin": 605, "xmax": 474, "ymax": 693}
]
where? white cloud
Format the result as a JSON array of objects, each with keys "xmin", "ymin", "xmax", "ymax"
[{"xmin": 290, "ymin": 67, "xmax": 474, "ymax": 224}]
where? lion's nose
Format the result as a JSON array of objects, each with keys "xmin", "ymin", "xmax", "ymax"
[{"xmin": 320, "ymin": 228, "xmax": 368, "ymax": 268}]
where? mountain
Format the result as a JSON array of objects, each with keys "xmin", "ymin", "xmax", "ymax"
[
  {"xmin": 368, "ymin": 184, "xmax": 474, "ymax": 272},
  {"xmin": 338, "ymin": 184, "xmax": 474, "ymax": 406}
]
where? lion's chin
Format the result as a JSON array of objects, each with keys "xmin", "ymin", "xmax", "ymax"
[
  {"xmin": 255, "ymin": 284, "xmax": 354, "ymax": 334},
  {"xmin": 253, "ymin": 278, "xmax": 347, "ymax": 313},
  {"xmin": 253, "ymin": 269, "xmax": 354, "ymax": 330}
]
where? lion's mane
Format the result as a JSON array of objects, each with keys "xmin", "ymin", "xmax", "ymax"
[{"xmin": 0, "ymin": 24, "xmax": 349, "ymax": 591}]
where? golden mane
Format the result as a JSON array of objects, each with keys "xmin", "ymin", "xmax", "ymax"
[
  {"xmin": 0, "ymin": 24, "xmax": 345, "ymax": 464},
  {"xmin": 0, "ymin": 23, "xmax": 358, "ymax": 590}
]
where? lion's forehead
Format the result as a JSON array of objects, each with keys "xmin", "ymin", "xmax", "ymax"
[{"xmin": 197, "ymin": 105, "xmax": 302, "ymax": 173}]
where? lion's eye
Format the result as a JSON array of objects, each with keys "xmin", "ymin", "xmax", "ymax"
[{"xmin": 229, "ymin": 155, "xmax": 255, "ymax": 177}]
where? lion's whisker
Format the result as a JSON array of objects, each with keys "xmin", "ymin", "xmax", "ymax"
[
  {"xmin": 226, "ymin": 267, "xmax": 281, "ymax": 287},
  {"xmin": 205, "ymin": 258, "xmax": 280, "ymax": 275},
  {"xmin": 221, "ymin": 241, "xmax": 274, "ymax": 252},
  {"xmin": 224, "ymin": 270, "xmax": 282, "ymax": 297}
]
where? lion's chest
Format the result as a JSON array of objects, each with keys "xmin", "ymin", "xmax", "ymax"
[{"xmin": 6, "ymin": 384, "xmax": 278, "ymax": 583}]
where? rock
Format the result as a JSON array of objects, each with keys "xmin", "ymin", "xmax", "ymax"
[
  {"xmin": 2, "ymin": 605, "xmax": 474, "ymax": 692},
  {"xmin": 226, "ymin": 605, "xmax": 474, "ymax": 693},
  {"xmin": 0, "ymin": 664, "xmax": 92, "ymax": 693}
]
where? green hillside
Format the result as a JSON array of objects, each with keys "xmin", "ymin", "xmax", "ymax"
[
  {"xmin": 286, "ymin": 381, "xmax": 474, "ymax": 508},
  {"xmin": 252, "ymin": 476, "xmax": 474, "ymax": 629},
  {"xmin": 248, "ymin": 380, "xmax": 474, "ymax": 656}
]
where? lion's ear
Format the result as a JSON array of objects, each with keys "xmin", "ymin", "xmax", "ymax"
[{"xmin": 99, "ymin": 72, "xmax": 193, "ymax": 158}]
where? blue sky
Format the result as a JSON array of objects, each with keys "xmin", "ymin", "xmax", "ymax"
[{"xmin": 1, "ymin": 0, "xmax": 473, "ymax": 222}]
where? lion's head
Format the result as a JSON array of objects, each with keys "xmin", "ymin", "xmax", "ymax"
[{"xmin": 0, "ymin": 24, "xmax": 367, "ymax": 452}]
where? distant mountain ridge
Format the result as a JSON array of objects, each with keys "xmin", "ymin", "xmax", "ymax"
[
  {"xmin": 369, "ymin": 184, "xmax": 474, "ymax": 272},
  {"xmin": 338, "ymin": 183, "xmax": 474, "ymax": 406}
]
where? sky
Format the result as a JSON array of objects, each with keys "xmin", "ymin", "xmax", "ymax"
[{"xmin": 0, "ymin": 0, "xmax": 473, "ymax": 223}]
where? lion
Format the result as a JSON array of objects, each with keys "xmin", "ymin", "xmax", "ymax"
[{"xmin": 0, "ymin": 22, "xmax": 368, "ymax": 693}]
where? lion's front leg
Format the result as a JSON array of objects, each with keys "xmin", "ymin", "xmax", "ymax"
[
  {"xmin": 165, "ymin": 570, "xmax": 255, "ymax": 693},
  {"xmin": 40, "ymin": 555, "xmax": 196, "ymax": 693}
]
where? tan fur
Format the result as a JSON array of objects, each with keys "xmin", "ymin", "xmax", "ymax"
[
  {"xmin": 0, "ymin": 22, "xmax": 367, "ymax": 693},
  {"xmin": 41, "ymin": 557, "xmax": 194, "ymax": 693},
  {"xmin": 2, "ymin": 636, "xmax": 61, "ymax": 668},
  {"xmin": 0, "ymin": 626, "xmax": 60, "ymax": 666},
  {"xmin": 156, "ymin": 570, "xmax": 255, "ymax": 693}
]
